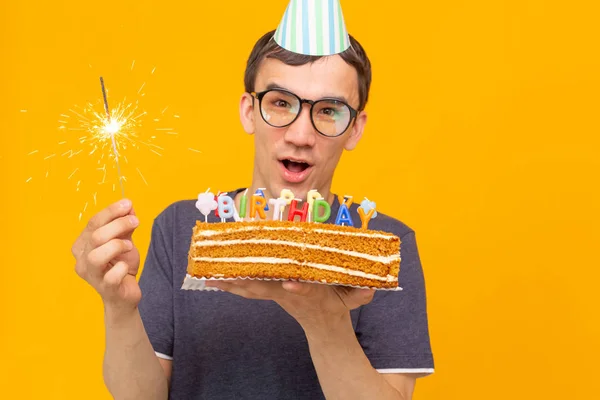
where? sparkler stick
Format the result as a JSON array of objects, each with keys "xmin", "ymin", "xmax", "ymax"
[{"xmin": 100, "ymin": 77, "xmax": 125, "ymax": 198}]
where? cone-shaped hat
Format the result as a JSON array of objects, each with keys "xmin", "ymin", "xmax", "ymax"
[{"xmin": 273, "ymin": 0, "xmax": 351, "ymax": 56}]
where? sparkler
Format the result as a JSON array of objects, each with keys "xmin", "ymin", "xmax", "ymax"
[
  {"xmin": 24, "ymin": 61, "xmax": 198, "ymax": 222},
  {"xmin": 100, "ymin": 77, "xmax": 125, "ymax": 198}
]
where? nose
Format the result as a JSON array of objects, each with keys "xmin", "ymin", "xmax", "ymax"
[{"xmin": 283, "ymin": 104, "xmax": 317, "ymax": 148}]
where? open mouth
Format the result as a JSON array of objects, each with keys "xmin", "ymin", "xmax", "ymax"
[{"xmin": 281, "ymin": 159, "xmax": 311, "ymax": 173}]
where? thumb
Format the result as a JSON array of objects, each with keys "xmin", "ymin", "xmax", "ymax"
[{"xmin": 350, "ymin": 288, "xmax": 376, "ymax": 305}]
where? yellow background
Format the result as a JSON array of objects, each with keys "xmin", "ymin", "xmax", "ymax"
[{"xmin": 1, "ymin": 0, "xmax": 599, "ymax": 398}]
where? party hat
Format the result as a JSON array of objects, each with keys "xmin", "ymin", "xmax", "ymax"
[{"xmin": 273, "ymin": 0, "xmax": 351, "ymax": 56}]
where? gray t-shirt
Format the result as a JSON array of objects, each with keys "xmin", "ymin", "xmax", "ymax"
[{"xmin": 138, "ymin": 188, "xmax": 434, "ymax": 399}]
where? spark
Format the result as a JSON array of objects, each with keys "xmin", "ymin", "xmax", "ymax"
[
  {"xmin": 79, "ymin": 213, "xmax": 82, "ymax": 221},
  {"xmin": 36, "ymin": 69, "xmax": 185, "ymax": 220},
  {"xmin": 136, "ymin": 167, "xmax": 148, "ymax": 186},
  {"xmin": 20, "ymin": 110, "xmax": 28, "ymax": 113},
  {"xmin": 188, "ymin": 148, "xmax": 202, "ymax": 153},
  {"xmin": 174, "ymin": 115, "xmax": 180, "ymax": 118},
  {"xmin": 26, "ymin": 177, "xmax": 32, "ymax": 183}
]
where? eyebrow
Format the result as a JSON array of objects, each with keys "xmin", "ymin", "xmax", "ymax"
[{"xmin": 264, "ymin": 82, "xmax": 350, "ymax": 104}]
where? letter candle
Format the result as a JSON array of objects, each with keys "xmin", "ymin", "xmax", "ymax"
[
  {"xmin": 335, "ymin": 195, "xmax": 354, "ymax": 226},
  {"xmin": 217, "ymin": 193, "xmax": 235, "ymax": 222},
  {"xmin": 358, "ymin": 198, "xmax": 377, "ymax": 230},
  {"xmin": 288, "ymin": 198, "xmax": 308, "ymax": 222},
  {"xmin": 278, "ymin": 189, "xmax": 295, "ymax": 221},
  {"xmin": 239, "ymin": 189, "xmax": 248, "ymax": 218},
  {"xmin": 269, "ymin": 197, "xmax": 288, "ymax": 221},
  {"xmin": 306, "ymin": 189, "xmax": 322, "ymax": 222},
  {"xmin": 250, "ymin": 195, "xmax": 267, "ymax": 220},
  {"xmin": 313, "ymin": 198, "xmax": 331, "ymax": 223}
]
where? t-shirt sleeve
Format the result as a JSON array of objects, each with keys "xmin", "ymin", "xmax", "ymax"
[
  {"xmin": 138, "ymin": 214, "xmax": 175, "ymax": 360},
  {"xmin": 355, "ymin": 230, "xmax": 434, "ymax": 375}
]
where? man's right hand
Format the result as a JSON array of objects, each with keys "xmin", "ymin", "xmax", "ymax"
[{"xmin": 72, "ymin": 199, "xmax": 141, "ymax": 311}]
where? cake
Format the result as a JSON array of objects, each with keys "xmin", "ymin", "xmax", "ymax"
[{"xmin": 182, "ymin": 220, "xmax": 401, "ymax": 290}]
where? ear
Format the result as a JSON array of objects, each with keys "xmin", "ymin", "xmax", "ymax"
[
  {"xmin": 344, "ymin": 110, "xmax": 367, "ymax": 151},
  {"xmin": 239, "ymin": 92, "xmax": 256, "ymax": 134}
]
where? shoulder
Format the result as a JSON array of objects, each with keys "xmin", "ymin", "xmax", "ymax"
[
  {"xmin": 154, "ymin": 199, "xmax": 198, "ymax": 225},
  {"xmin": 151, "ymin": 199, "xmax": 202, "ymax": 239}
]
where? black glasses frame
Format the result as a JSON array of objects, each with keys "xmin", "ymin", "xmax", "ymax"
[{"xmin": 250, "ymin": 88, "xmax": 358, "ymax": 138}]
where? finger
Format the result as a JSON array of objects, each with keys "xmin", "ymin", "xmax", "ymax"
[
  {"xmin": 90, "ymin": 214, "xmax": 139, "ymax": 248},
  {"xmin": 281, "ymin": 281, "xmax": 316, "ymax": 296},
  {"xmin": 233, "ymin": 280, "xmax": 287, "ymax": 298},
  {"xmin": 87, "ymin": 239, "xmax": 133, "ymax": 270},
  {"xmin": 86, "ymin": 199, "xmax": 133, "ymax": 232},
  {"xmin": 103, "ymin": 260, "xmax": 129, "ymax": 290},
  {"xmin": 206, "ymin": 281, "xmax": 269, "ymax": 300}
]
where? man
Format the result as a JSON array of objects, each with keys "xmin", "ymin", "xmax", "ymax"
[{"xmin": 72, "ymin": 3, "xmax": 434, "ymax": 399}]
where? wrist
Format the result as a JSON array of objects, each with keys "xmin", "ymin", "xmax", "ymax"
[
  {"xmin": 103, "ymin": 301, "xmax": 139, "ymax": 326},
  {"xmin": 301, "ymin": 311, "xmax": 353, "ymax": 342}
]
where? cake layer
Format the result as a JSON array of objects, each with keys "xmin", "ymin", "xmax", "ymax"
[
  {"xmin": 193, "ymin": 221, "xmax": 400, "ymax": 257},
  {"xmin": 187, "ymin": 259, "xmax": 399, "ymax": 289},
  {"xmin": 191, "ymin": 242, "xmax": 398, "ymax": 276}
]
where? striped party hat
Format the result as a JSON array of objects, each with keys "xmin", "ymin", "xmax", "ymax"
[{"xmin": 273, "ymin": 0, "xmax": 351, "ymax": 56}]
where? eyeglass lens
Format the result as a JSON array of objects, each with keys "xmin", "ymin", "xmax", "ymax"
[{"xmin": 260, "ymin": 90, "xmax": 351, "ymax": 136}]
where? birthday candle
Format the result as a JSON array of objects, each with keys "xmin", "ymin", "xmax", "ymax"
[
  {"xmin": 288, "ymin": 199, "xmax": 308, "ymax": 222},
  {"xmin": 358, "ymin": 198, "xmax": 378, "ymax": 230},
  {"xmin": 217, "ymin": 194, "xmax": 235, "ymax": 222},
  {"xmin": 250, "ymin": 195, "xmax": 267, "ymax": 220},
  {"xmin": 306, "ymin": 189, "xmax": 322, "ymax": 222},
  {"xmin": 239, "ymin": 189, "xmax": 248, "ymax": 218},
  {"xmin": 255, "ymin": 188, "xmax": 269, "ymax": 211},
  {"xmin": 278, "ymin": 189, "xmax": 295, "ymax": 220},
  {"xmin": 357, "ymin": 207, "xmax": 375, "ymax": 230},
  {"xmin": 313, "ymin": 198, "xmax": 331, "ymax": 223},
  {"xmin": 335, "ymin": 195, "xmax": 354, "ymax": 226},
  {"xmin": 269, "ymin": 197, "xmax": 288, "ymax": 221}
]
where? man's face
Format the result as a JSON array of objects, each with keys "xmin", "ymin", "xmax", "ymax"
[{"xmin": 240, "ymin": 55, "xmax": 367, "ymax": 202}]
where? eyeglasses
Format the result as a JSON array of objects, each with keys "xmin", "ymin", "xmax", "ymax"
[{"xmin": 250, "ymin": 88, "xmax": 359, "ymax": 138}]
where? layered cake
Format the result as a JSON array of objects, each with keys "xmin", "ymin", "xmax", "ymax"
[{"xmin": 182, "ymin": 220, "xmax": 401, "ymax": 290}]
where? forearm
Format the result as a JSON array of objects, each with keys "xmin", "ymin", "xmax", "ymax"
[
  {"xmin": 303, "ymin": 313, "xmax": 405, "ymax": 400},
  {"xmin": 103, "ymin": 305, "xmax": 168, "ymax": 400}
]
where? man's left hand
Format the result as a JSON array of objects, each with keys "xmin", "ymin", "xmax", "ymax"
[{"xmin": 204, "ymin": 280, "xmax": 375, "ymax": 330}]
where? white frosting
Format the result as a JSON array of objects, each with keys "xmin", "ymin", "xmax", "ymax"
[
  {"xmin": 191, "ymin": 256, "xmax": 398, "ymax": 282},
  {"xmin": 193, "ymin": 239, "xmax": 400, "ymax": 263},
  {"xmin": 195, "ymin": 225, "xmax": 396, "ymax": 240}
]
